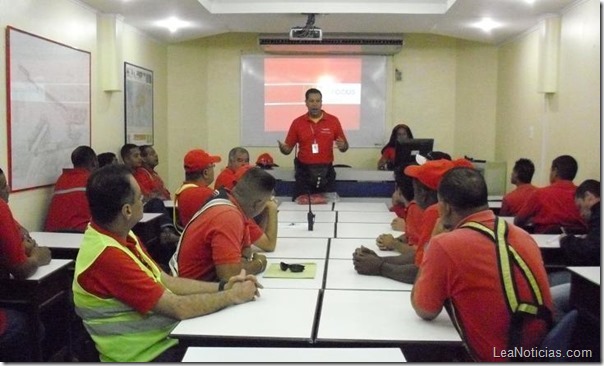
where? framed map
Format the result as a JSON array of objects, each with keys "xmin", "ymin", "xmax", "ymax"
[
  {"xmin": 6, "ymin": 26, "xmax": 91, "ymax": 191},
  {"xmin": 124, "ymin": 62, "xmax": 153, "ymax": 145}
]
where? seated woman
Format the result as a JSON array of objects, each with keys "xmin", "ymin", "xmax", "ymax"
[{"xmin": 377, "ymin": 124, "xmax": 414, "ymax": 170}]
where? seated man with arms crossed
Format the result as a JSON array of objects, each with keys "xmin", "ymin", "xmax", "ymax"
[
  {"xmin": 72, "ymin": 165, "xmax": 260, "ymax": 362},
  {"xmin": 412, "ymin": 167, "xmax": 552, "ymax": 362},
  {"xmin": 170, "ymin": 167, "xmax": 275, "ymax": 282},
  {"xmin": 45, "ymin": 145, "xmax": 98, "ymax": 232}
]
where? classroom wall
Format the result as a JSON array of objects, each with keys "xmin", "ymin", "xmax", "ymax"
[
  {"xmin": 164, "ymin": 33, "xmax": 499, "ymax": 190},
  {"xmin": 496, "ymin": 0, "xmax": 600, "ymax": 189},
  {"xmin": 0, "ymin": 0, "xmax": 168, "ymax": 230}
]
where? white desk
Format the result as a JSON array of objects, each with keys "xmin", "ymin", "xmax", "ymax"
[
  {"xmin": 171, "ymin": 288, "xmax": 318, "ymax": 342},
  {"xmin": 164, "ymin": 199, "xmax": 174, "ymax": 208},
  {"xmin": 267, "ymin": 168, "xmax": 394, "ymax": 182},
  {"xmin": 30, "ymin": 232, "xmax": 84, "ymax": 250},
  {"xmin": 140, "ymin": 212, "xmax": 162, "ymax": 223},
  {"xmin": 278, "ymin": 222, "xmax": 335, "ymax": 238},
  {"xmin": 337, "ymin": 196, "xmax": 392, "ymax": 204},
  {"xmin": 329, "ymin": 238, "xmax": 401, "ymax": 260},
  {"xmin": 259, "ymin": 259, "xmax": 325, "ymax": 290},
  {"xmin": 182, "ymin": 346, "xmax": 406, "ymax": 362},
  {"xmin": 488, "ymin": 201, "xmax": 502, "ymax": 209},
  {"xmin": 27, "ymin": 259, "xmax": 73, "ymax": 280},
  {"xmin": 278, "ymin": 210, "xmax": 336, "ymax": 223},
  {"xmin": 488, "ymin": 195, "xmax": 503, "ymax": 201},
  {"xmin": 568, "ymin": 266, "xmax": 600, "ymax": 285},
  {"xmin": 317, "ymin": 290, "xmax": 462, "ymax": 344},
  {"xmin": 257, "ymin": 238, "xmax": 329, "ymax": 259},
  {"xmin": 531, "ymin": 234, "xmax": 560, "ymax": 248},
  {"xmin": 337, "ymin": 211, "xmax": 396, "ymax": 223},
  {"xmin": 278, "ymin": 201, "xmax": 334, "ymax": 211},
  {"xmin": 336, "ymin": 223, "xmax": 400, "ymax": 239},
  {"xmin": 500, "ymin": 216, "xmax": 515, "ymax": 224},
  {"xmin": 334, "ymin": 202, "xmax": 389, "ymax": 212},
  {"xmin": 325, "ymin": 259, "xmax": 413, "ymax": 291}
]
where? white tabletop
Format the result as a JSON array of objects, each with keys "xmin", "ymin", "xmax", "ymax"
[
  {"xmin": 171, "ymin": 288, "xmax": 318, "ymax": 341},
  {"xmin": 568, "ymin": 266, "xmax": 600, "ymax": 285},
  {"xmin": 182, "ymin": 347, "xmax": 406, "ymax": 362},
  {"xmin": 334, "ymin": 202, "xmax": 389, "ymax": 212},
  {"xmin": 488, "ymin": 195, "xmax": 503, "ymax": 201},
  {"xmin": 278, "ymin": 222, "xmax": 335, "ymax": 238},
  {"xmin": 325, "ymin": 259, "xmax": 413, "ymax": 291},
  {"xmin": 163, "ymin": 199, "xmax": 174, "ymax": 208},
  {"xmin": 278, "ymin": 210, "xmax": 336, "ymax": 223},
  {"xmin": 278, "ymin": 201, "xmax": 334, "ymax": 211},
  {"xmin": 488, "ymin": 201, "xmax": 502, "ymax": 209},
  {"xmin": 337, "ymin": 196, "xmax": 392, "ymax": 204},
  {"xmin": 26, "ymin": 259, "xmax": 73, "ymax": 280},
  {"xmin": 257, "ymin": 238, "xmax": 329, "ymax": 259},
  {"xmin": 30, "ymin": 232, "xmax": 84, "ymax": 249},
  {"xmin": 267, "ymin": 168, "xmax": 394, "ymax": 182},
  {"xmin": 337, "ymin": 211, "xmax": 397, "ymax": 223},
  {"xmin": 531, "ymin": 234, "xmax": 560, "ymax": 248},
  {"xmin": 500, "ymin": 216, "xmax": 515, "ymax": 224},
  {"xmin": 336, "ymin": 223, "xmax": 401, "ymax": 239},
  {"xmin": 259, "ymin": 259, "xmax": 325, "ymax": 290},
  {"xmin": 139, "ymin": 212, "xmax": 163, "ymax": 223},
  {"xmin": 317, "ymin": 290, "xmax": 462, "ymax": 344},
  {"xmin": 329, "ymin": 238, "xmax": 401, "ymax": 260}
]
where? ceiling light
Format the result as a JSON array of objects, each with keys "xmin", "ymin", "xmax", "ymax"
[
  {"xmin": 155, "ymin": 17, "xmax": 190, "ymax": 33},
  {"xmin": 472, "ymin": 18, "xmax": 501, "ymax": 32}
]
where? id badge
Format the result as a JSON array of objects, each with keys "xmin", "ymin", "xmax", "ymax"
[{"xmin": 311, "ymin": 143, "xmax": 319, "ymax": 154}]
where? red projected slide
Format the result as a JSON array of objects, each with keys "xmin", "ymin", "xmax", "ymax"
[{"xmin": 264, "ymin": 58, "xmax": 362, "ymax": 132}]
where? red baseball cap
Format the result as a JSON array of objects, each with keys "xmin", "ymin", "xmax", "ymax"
[
  {"xmin": 404, "ymin": 159, "xmax": 455, "ymax": 190},
  {"xmin": 256, "ymin": 153, "xmax": 279, "ymax": 168},
  {"xmin": 183, "ymin": 149, "xmax": 221, "ymax": 173}
]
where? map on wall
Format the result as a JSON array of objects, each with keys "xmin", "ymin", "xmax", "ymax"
[
  {"xmin": 124, "ymin": 62, "xmax": 154, "ymax": 145},
  {"xmin": 6, "ymin": 27, "xmax": 91, "ymax": 191}
]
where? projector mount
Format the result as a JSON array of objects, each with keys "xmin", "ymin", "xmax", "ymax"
[{"xmin": 289, "ymin": 13, "xmax": 323, "ymax": 41}]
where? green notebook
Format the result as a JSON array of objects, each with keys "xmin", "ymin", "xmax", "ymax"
[{"xmin": 263, "ymin": 262, "xmax": 317, "ymax": 279}]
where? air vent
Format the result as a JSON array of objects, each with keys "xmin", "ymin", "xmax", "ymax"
[{"xmin": 258, "ymin": 33, "xmax": 404, "ymax": 55}]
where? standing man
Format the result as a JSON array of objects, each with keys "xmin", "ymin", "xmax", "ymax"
[
  {"xmin": 412, "ymin": 167, "xmax": 552, "ymax": 362},
  {"xmin": 72, "ymin": 165, "xmax": 260, "ymax": 362},
  {"xmin": 515, "ymin": 155, "xmax": 586, "ymax": 234},
  {"xmin": 278, "ymin": 88, "xmax": 349, "ymax": 200},
  {"xmin": 137, "ymin": 145, "xmax": 171, "ymax": 201},
  {"xmin": 500, "ymin": 158, "xmax": 538, "ymax": 216},
  {"xmin": 214, "ymin": 147, "xmax": 250, "ymax": 191},
  {"xmin": 45, "ymin": 145, "xmax": 98, "ymax": 232},
  {"xmin": 170, "ymin": 167, "xmax": 274, "ymax": 282}
]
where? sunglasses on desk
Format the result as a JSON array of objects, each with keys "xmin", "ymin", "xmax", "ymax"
[{"xmin": 280, "ymin": 262, "xmax": 305, "ymax": 273}]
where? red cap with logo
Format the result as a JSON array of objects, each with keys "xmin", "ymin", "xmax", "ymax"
[
  {"xmin": 256, "ymin": 153, "xmax": 279, "ymax": 168},
  {"xmin": 183, "ymin": 149, "xmax": 221, "ymax": 173},
  {"xmin": 404, "ymin": 158, "xmax": 474, "ymax": 190}
]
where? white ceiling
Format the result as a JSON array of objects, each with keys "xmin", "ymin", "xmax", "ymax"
[{"xmin": 77, "ymin": 0, "xmax": 581, "ymax": 45}]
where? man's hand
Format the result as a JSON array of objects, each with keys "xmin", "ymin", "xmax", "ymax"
[
  {"xmin": 278, "ymin": 140, "xmax": 293, "ymax": 155},
  {"xmin": 253, "ymin": 253, "xmax": 267, "ymax": 272},
  {"xmin": 335, "ymin": 137, "xmax": 348, "ymax": 152},
  {"xmin": 30, "ymin": 246, "xmax": 51, "ymax": 266},
  {"xmin": 376, "ymin": 234, "xmax": 396, "ymax": 251},
  {"xmin": 227, "ymin": 280, "xmax": 260, "ymax": 304},
  {"xmin": 225, "ymin": 269, "xmax": 263, "ymax": 297},
  {"xmin": 354, "ymin": 245, "xmax": 377, "ymax": 257},
  {"xmin": 391, "ymin": 217, "xmax": 406, "ymax": 232},
  {"xmin": 352, "ymin": 250, "xmax": 383, "ymax": 276}
]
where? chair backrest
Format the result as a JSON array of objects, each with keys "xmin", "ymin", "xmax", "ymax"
[{"xmin": 540, "ymin": 309, "xmax": 578, "ymax": 362}]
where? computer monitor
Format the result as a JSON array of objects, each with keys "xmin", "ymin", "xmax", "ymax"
[{"xmin": 394, "ymin": 138, "xmax": 435, "ymax": 169}]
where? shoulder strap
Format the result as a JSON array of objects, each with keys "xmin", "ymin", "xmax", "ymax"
[
  {"xmin": 172, "ymin": 183, "xmax": 200, "ymax": 233},
  {"xmin": 168, "ymin": 190, "xmax": 235, "ymax": 276},
  {"xmin": 460, "ymin": 217, "xmax": 552, "ymax": 354}
]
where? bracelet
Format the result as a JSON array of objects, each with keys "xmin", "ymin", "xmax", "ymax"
[
  {"xmin": 255, "ymin": 258, "xmax": 265, "ymax": 271},
  {"xmin": 218, "ymin": 280, "xmax": 227, "ymax": 292}
]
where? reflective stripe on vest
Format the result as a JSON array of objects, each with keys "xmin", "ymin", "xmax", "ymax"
[
  {"xmin": 52, "ymin": 187, "xmax": 86, "ymax": 196},
  {"xmin": 172, "ymin": 183, "xmax": 200, "ymax": 233}
]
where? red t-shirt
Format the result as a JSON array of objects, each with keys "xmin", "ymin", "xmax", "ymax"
[
  {"xmin": 403, "ymin": 201, "xmax": 424, "ymax": 246},
  {"xmin": 0, "ymin": 200, "xmax": 31, "ymax": 335},
  {"xmin": 175, "ymin": 195, "xmax": 251, "ymax": 281},
  {"xmin": 390, "ymin": 203, "xmax": 407, "ymax": 219},
  {"xmin": 75, "ymin": 223, "xmax": 165, "ymax": 314},
  {"xmin": 284, "ymin": 111, "xmax": 347, "ymax": 165},
  {"xmin": 413, "ymin": 210, "xmax": 552, "ymax": 361},
  {"xmin": 381, "ymin": 146, "xmax": 395, "ymax": 164},
  {"xmin": 133, "ymin": 167, "xmax": 171, "ymax": 200},
  {"xmin": 414, "ymin": 203, "xmax": 439, "ymax": 266},
  {"xmin": 44, "ymin": 168, "xmax": 91, "ymax": 232},
  {"xmin": 500, "ymin": 183, "xmax": 537, "ymax": 216},
  {"xmin": 515, "ymin": 180, "xmax": 586, "ymax": 233},
  {"xmin": 246, "ymin": 219, "xmax": 264, "ymax": 244},
  {"xmin": 176, "ymin": 184, "xmax": 215, "ymax": 226},
  {"xmin": 214, "ymin": 168, "xmax": 237, "ymax": 191}
]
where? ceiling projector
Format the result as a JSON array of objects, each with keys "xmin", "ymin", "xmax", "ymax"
[{"xmin": 289, "ymin": 27, "xmax": 322, "ymax": 41}]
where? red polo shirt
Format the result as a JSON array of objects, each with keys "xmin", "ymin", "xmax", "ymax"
[
  {"xmin": 404, "ymin": 201, "xmax": 424, "ymax": 246},
  {"xmin": 214, "ymin": 168, "xmax": 237, "ymax": 190},
  {"xmin": 176, "ymin": 183, "xmax": 215, "ymax": 226},
  {"xmin": 44, "ymin": 168, "xmax": 91, "ymax": 232},
  {"xmin": 133, "ymin": 167, "xmax": 171, "ymax": 200},
  {"xmin": 500, "ymin": 183, "xmax": 537, "ymax": 216},
  {"xmin": 284, "ymin": 111, "xmax": 347, "ymax": 165},
  {"xmin": 515, "ymin": 180, "xmax": 586, "ymax": 233},
  {"xmin": 414, "ymin": 203, "xmax": 439, "ymax": 266}
]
